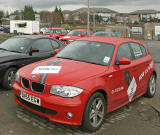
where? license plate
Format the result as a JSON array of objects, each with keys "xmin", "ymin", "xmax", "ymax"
[{"xmin": 20, "ymin": 91, "xmax": 41, "ymax": 106}]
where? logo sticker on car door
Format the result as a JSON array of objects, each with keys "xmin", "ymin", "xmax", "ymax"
[{"xmin": 127, "ymin": 77, "xmax": 137, "ymax": 102}]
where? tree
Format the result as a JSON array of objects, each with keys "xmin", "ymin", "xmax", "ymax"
[
  {"xmin": 52, "ymin": 6, "xmax": 64, "ymax": 26},
  {"xmin": 0, "ymin": 11, "xmax": 4, "ymax": 24},
  {"xmin": 24, "ymin": 5, "xmax": 35, "ymax": 20},
  {"xmin": 15, "ymin": 15, "xmax": 20, "ymax": 20},
  {"xmin": 59, "ymin": 7, "xmax": 64, "ymax": 23}
]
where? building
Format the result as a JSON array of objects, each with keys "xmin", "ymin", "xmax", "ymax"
[
  {"xmin": 116, "ymin": 13, "xmax": 129, "ymax": 24},
  {"xmin": 63, "ymin": 8, "xmax": 118, "ymax": 24}
]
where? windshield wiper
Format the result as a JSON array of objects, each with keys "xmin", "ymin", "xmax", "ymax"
[
  {"xmin": 9, "ymin": 50, "xmax": 21, "ymax": 53},
  {"xmin": 0, "ymin": 48, "xmax": 8, "ymax": 51},
  {"xmin": 56, "ymin": 56, "xmax": 75, "ymax": 61}
]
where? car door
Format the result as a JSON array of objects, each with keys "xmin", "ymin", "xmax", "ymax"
[
  {"xmin": 129, "ymin": 42, "xmax": 148, "ymax": 96},
  {"xmin": 28, "ymin": 38, "xmax": 55, "ymax": 63},
  {"xmin": 108, "ymin": 43, "xmax": 135, "ymax": 110}
]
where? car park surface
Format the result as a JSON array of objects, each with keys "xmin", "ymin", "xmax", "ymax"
[
  {"xmin": 13, "ymin": 37, "xmax": 156, "ymax": 132},
  {"xmin": 60, "ymin": 29, "xmax": 93, "ymax": 44},
  {"xmin": 0, "ymin": 35, "xmax": 65, "ymax": 89}
]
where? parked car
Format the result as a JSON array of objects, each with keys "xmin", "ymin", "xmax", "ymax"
[
  {"xmin": 3, "ymin": 27, "xmax": 10, "ymax": 34},
  {"xmin": 13, "ymin": 37, "xmax": 156, "ymax": 132},
  {"xmin": 40, "ymin": 27, "xmax": 48, "ymax": 34},
  {"xmin": 45, "ymin": 28, "xmax": 68, "ymax": 40},
  {"xmin": 0, "ymin": 35, "xmax": 65, "ymax": 89},
  {"xmin": 93, "ymin": 31, "xmax": 120, "ymax": 37},
  {"xmin": 60, "ymin": 29, "xmax": 93, "ymax": 44}
]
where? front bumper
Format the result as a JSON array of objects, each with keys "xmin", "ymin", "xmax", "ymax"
[{"xmin": 13, "ymin": 82, "xmax": 89, "ymax": 126}]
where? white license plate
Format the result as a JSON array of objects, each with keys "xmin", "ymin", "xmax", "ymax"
[{"xmin": 20, "ymin": 91, "xmax": 41, "ymax": 106}]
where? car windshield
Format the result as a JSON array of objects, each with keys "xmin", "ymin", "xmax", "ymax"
[
  {"xmin": 61, "ymin": 29, "xmax": 68, "ymax": 34},
  {"xmin": 56, "ymin": 40, "xmax": 115, "ymax": 66},
  {"xmin": 67, "ymin": 31, "xmax": 81, "ymax": 36},
  {"xmin": 0, "ymin": 37, "xmax": 31, "ymax": 53},
  {"xmin": 47, "ymin": 29, "xmax": 63, "ymax": 34}
]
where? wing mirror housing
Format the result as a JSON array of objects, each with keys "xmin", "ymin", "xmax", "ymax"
[
  {"xmin": 118, "ymin": 58, "xmax": 131, "ymax": 65},
  {"xmin": 54, "ymin": 49, "xmax": 60, "ymax": 54}
]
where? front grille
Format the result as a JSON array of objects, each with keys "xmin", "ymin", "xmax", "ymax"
[
  {"xmin": 21, "ymin": 78, "xmax": 30, "ymax": 89},
  {"xmin": 31, "ymin": 82, "xmax": 45, "ymax": 93},
  {"xmin": 17, "ymin": 96, "xmax": 57, "ymax": 115}
]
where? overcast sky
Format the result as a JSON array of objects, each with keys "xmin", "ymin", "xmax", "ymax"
[{"xmin": 1, "ymin": 0, "xmax": 160, "ymax": 13}]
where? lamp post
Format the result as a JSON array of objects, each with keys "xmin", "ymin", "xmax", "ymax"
[{"xmin": 87, "ymin": 0, "xmax": 90, "ymax": 31}]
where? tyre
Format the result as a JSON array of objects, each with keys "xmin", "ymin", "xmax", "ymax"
[
  {"xmin": 2, "ymin": 67, "xmax": 17, "ymax": 90},
  {"xmin": 146, "ymin": 73, "xmax": 156, "ymax": 98},
  {"xmin": 81, "ymin": 92, "xmax": 106, "ymax": 132}
]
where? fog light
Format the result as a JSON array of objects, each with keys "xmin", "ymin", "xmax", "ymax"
[{"xmin": 66, "ymin": 112, "xmax": 73, "ymax": 118}]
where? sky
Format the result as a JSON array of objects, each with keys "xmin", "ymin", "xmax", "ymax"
[{"xmin": 0, "ymin": 0, "xmax": 160, "ymax": 13}]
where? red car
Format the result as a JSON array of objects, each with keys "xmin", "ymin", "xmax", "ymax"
[
  {"xmin": 60, "ymin": 29, "xmax": 93, "ymax": 44},
  {"xmin": 45, "ymin": 28, "xmax": 68, "ymax": 40},
  {"xmin": 13, "ymin": 37, "xmax": 157, "ymax": 132}
]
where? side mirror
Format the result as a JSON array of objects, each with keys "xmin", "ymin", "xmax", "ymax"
[
  {"xmin": 31, "ymin": 48, "xmax": 39, "ymax": 53},
  {"xmin": 118, "ymin": 58, "xmax": 131, "ymax": 65},
  {"xmin": 54, "ymin": 49, "xmax": 60, "ymax": 54},
  {"xmin": 29, "ymin": 48, "xmax": 39, "ymax": 56}
]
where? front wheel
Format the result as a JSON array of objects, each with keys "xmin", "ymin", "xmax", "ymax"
[
  {"xmin": 81, "ymin": 92, "xmax": 106, "ymax": 132},
  {"xmin": 2, "ymin": 67, "xmax": 17, "ymax": 90},
  {"xmin": 146, "ymin": 73, "xmax": 156, "ymax": 98}
]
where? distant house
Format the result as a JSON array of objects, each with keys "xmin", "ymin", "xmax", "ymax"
[
  {"xmin": 116, "ymin": 13, "xmax": 129, "ymax": 24},
  {"xmin": 35, "ymin": 14, "xmax": 40, "ymax": 22},
  {"xmin": 129, "ymin": 9, "xmax": 158, "ymax": 23},
  {"xmin": 63, "ymin": 8, "xmax": 118, "ymax": 24}
]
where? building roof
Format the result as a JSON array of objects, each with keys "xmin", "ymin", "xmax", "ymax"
[
  {"xmin": 74, "ymin": 8, "xmax": 118, "ymax": 14},
  {"xmin": 129, "ymin": 9, "xmax": 158, "ymax": 15}
]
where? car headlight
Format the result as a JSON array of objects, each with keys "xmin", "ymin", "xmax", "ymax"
[
  {"xmin": 69, "ymin": 40, "xmax": 73, "ymax": 42},
  {"xmin": 50, "ymin": 85, "xmax": 83, "ymax": 98},
  {"xmin": 15, "ymin": 72, "xmax": 20, "ymax": 83}
]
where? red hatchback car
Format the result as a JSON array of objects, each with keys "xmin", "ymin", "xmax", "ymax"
[
  {"xmin": 13, "ymin": 37, "xmax": 157, "ymax": 132},
  {"xmin": 60, "ymin": 29, "xmax": 93, "ymax": 44},
  {"xmin": 45, "ymin": 28, "xmax": 68, "ymax": 40}
]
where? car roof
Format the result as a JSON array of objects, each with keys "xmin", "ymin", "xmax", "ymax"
[
  {"xmin": 77, "ymin": 37, "xmax": 144, "ymax": 46},
  {"xmin": 13, "ymin": 35, "xmax": 52, "ymax": 39},
  {"xmin": 73, "ymin": 29, "xmax": 89, "ymax": 32},
  {"xmin": 48, "ymin": 27, "xmax": 64, "ymax": 30}
]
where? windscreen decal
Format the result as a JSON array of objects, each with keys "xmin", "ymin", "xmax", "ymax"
[{"xmin": 103, "ymin": 56, "xmax": 110, "ymax": 64}]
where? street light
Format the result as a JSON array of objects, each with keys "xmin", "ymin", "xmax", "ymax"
[{"xmin": 87, "ymin": 0, "xmax": 90, "ymax": 31}]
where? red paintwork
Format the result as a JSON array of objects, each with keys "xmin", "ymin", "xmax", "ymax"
[
  {"xmin": 119, "ymin": 58, "xmax": 131, "ymax": 65},
  {"xmin": 60, "ymin": 29, "xmax": 94, "ymax": 44},
  {"xmin": 45, "ymin": 27, "xmax": 68, "ymax": 39},
  {"xmin": 13, "ymin": 37, "xmax": 156, "ymax": 126}
]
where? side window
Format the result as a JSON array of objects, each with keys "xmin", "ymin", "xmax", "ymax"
[
  {"xmin": 32, "ymin": 39, "xmax": 53, "ymax": 52},
  {"xmin": 83, "ymin": 31, "xmax": 91, "ymax": 35},
  {"xmin": 140, "ymin": 44, "xmax": 147, "ymax": 57},
  {"xmin": 116, "ymin": 43, "xmax": 132, "ymax": 62},
  {"xmin": 130, "ymin": 43, "xmax": 143, "ymax": 59},
  {"xmin": 50, "ymin": 40, "xmax": 60, "ymax": 49}
]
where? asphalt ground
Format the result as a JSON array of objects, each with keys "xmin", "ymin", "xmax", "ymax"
[{"xmin": 0, "ymin": 40, "xmax": 160, "ymax": 135}]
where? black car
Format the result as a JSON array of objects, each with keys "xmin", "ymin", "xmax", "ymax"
[{"xmin": 0, "ymin": 35, "xmax": 65, "ymax": 89}]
